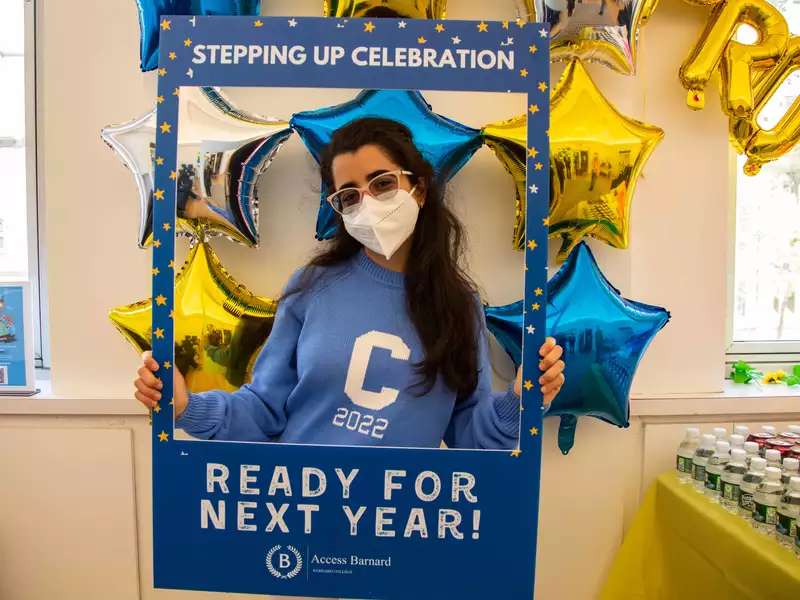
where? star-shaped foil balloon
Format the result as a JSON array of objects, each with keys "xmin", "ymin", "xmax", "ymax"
[
  {"xmin": 482, "ymin": 114, "xmax": 528, "ymax": 251},
  {"xmin": 322, "ymin": 0, "xmax": 447, "ymax": 18},
  {"xmin": 101, "ymin": 86, "xmax": 292, "ymax": 248},
  {"xmin": 482, "ymin": 242, "xmax": 669, "ymax": 454},
  {"xmin": 135, "ymin": 1, "xmax": 261, "ymax": 71},
  {"xmin": 109, "ymin": 241, "xmax": 276, "ymax": 393},
  {"xmin": 517, "ymin": 0, "xmax": 660, "ymax": 75},
  {"xmin": 546, "ymin": 242, "xmax": 668, "ymax": 454},
  {"xmin": 484, "ymin": 300, "xmax": 525, "ymax": 366},
  {"xmin": 549, "ymin": 59, "xmax": 663, "ymax": 261},
  {"xmin": 290, "ymin": 89, "xmax": 482, "ymax": 240}
]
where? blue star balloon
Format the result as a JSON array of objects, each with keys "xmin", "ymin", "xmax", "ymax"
[
  {"xmin": 483, "ymin": 242, "xmax": 669, "ymax": 454},
  {"xmin": 135, "ymin": 1, "xmax": 261, "ymax": 71},
  {"xmin": 484, "ymin": 300, "xmax": 524, "ymax": 367},
  {"xmin": 290, "ymin": 89, "xmax": 483, "ymax": 240}
]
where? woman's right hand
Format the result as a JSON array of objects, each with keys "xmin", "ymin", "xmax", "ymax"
[{"xmin": 134, "ymin": 351, "xmax": 189, "ymax": 418}]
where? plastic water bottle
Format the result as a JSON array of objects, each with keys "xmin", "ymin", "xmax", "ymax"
[
  {"xmin": 752, "ymin": 467, "xmax": 783, "ymax": 535},
  {"xmin": 762, "ymin": 425, "xmax": 777, "ymax": 435},
  {"xmin": 712, "ymin": 427, "xmax": 728, "ymax": 441},
  {"xmin": 789, "ymin": 425, "xmax": 800, "ymax": 435},
  {"xmin": 781, "ymin": 457, "xmax": 800, "ymax": 487},
  {"xmin": 734, "ymin": 425, "xmax": 750, "ymax": 438},
  {"xmin": 721, "ymin": 448, "xmax": 748, "ymax": 513},
  {"xmin": 765, "ymin": 448, "xmax": 782, "ymax": 470},
  {"xmin": 739, "ymin": 457, "xmax": 767, "ymax": 518},
  {"xmin": 705, "ymin": 441, "xmax": 730, "ymax": 501},
  {"xmin": 693, "ymin": 434, "xmax": 716, "ymax": 492},
  {"xmin": 776, "ymin": 476, "xmax": 800, "ymax": 548},
  {"xmin": 676, "ymin": 427, "xmax": 700, "ymax": 483},
  {"xmin": 729, "ymin": 434, "xmax": 745, "ymax": 450},
  {"xmin": 744, "ymin": 441, "xmax": 760, "ymax": 467}
]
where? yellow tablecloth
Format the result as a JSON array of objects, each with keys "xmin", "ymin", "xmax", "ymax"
[{"xmin": 600, "ymin": 472, "xmax": 800, "ymax": 600}]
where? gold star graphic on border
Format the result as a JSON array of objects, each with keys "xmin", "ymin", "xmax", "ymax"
[
  {"xmin": 531, "ymin": 303, "xmax": 541, "ymax": 311},
  {"xmin": 534, "ymin": 287, "xmax": 544, "ymax": 296},
  {"xmin": 153, "ymin": 239, "xmax": 161, "ymax": 248},
  {"xmin": 155, "ymin": 156, "xmax": 164, "ymax": 166},
  {"xmin": 254, "ymin": 19, "xmax": 263, "ymax": 27},
  {"xmin": 528, "ymin": 146, "xmax": 538, "ymax": 158},
  {"xmin": 510, "ymin": 448, "xmax": 522, "ymax": 457},
  {"xmin": 163, "ymin": 222, "xmax": 171, "ymax": 231},
  {"xmin": 534, "ymin": 162, "xmax": 543, "ymax": 170},
  {"xmin": 520, "ymin": 68, "xmax": 528, "ymax": 77},
  {"xmin": 530, "ymin": 426, "xmax": 539, "ymax": 436},
  {"xmin": 163, "ymin": 360, "xmax": 171, "ymax": 369},
  {"xmin": 151, "ymin": 267, "xmax": 160, "ymax": 276},
  {"xmin": 161, "ymin": 19, "xmax": 171, "ymax": 30},
  {"xmin": 153, "ymin": 403, "xmax": 162, "ymax": 413},
  {"xmin": 154, "ymin": 327, "xmax": 165, "ymax": 339},
  {"xmin": 529, "ymin": 104, "xmax": 540, "ymax": 114},
  {"xmin": 524, "ymin": 380, "xmax": 534, "ymax": 391},
  {"xmin": 168, "ymin": 51, "xmax": 176, "ymax": 60},
  {"xmin": 529, "ymin": 44, "xmax": 537, "ymax": 54},
  {"xmin": 168, "ymin": 260, "xmax": 175, "ymax": 269},
  {"xmin": 364, "ymin": 21, "xmax": 375, "ymax": 32},
  {"xmin": 155, "ymin": 294, "xmax": 167, "ymax": 306},
  {"xmin": 538, "ymin": 81, "xmax": 548, "ymax": 92},
  {"xmin": 153, "ymin": 189, "xmax": 165, "ymax": 200},
  {"xmin": 477, "ymin": 21, "xmax": 488, "ymax": 32},
  {"xmin": 158, "ymin": 67, "xmax": 167, "ymax": 77},
  {"xmin": 418, "ymin": 36, "xmax": 427, "ymax": 44},
  {"xmin": 527, "ymin": 239, "xmax": 538, "ymax": 251},
  {"xmin": 543, "ymin": 217, "xmax": 550, "ymax": 226},
  {"xmin": 502, "ymin": 20, "xmax": 510, "ymax": 29},
  {"xmin": 183, "ymin": 38, "xmax": 192, "ymax": 47},
  {"xmin": 159, "ymin": 122, "xmax": 171, "ymax": 134},
  {"xmin": 169, "ymin": 170, "xmax": 177, "ymax": 180},
  {"xmin": 158, "ymin": 430, "xmax": 169, "ymax": 442},
  {"xmin": 173, "ymin": 87, "xmax": 180, "ymax": 96},
  {"xmin": 435, "ymin": 23, "xmax": 445, "ymax": 32},
  {"xmin": 156, "ymin": 95, "xmax": 165, "ymax": 103}
]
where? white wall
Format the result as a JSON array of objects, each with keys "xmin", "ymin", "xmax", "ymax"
[{"xmin": 4, "ymin": 0, "xmax": 796, "ymax": 599}]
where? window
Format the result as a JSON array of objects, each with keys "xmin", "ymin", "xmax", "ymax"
[
  {"xmin": 730, "ymin": 0, "xmax": 800, "ymax": 365},
  {"xmin": 0, "ymin": 1, "xmax": 47, "ymax": 368}
]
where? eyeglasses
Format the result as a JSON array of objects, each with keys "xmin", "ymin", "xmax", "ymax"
[{"xmin": 327, "ymin": 170, "xmax": 414, "ymax": 216}]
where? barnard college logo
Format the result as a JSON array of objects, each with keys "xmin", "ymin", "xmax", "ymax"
[{"xmin": 265, "ymin": 544, "xmax": 303, "ymax": 579}]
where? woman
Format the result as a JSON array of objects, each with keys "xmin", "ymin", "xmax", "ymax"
[{"xmin": 134, "ymin": 117, "xmax": 565, "ymax": 449}]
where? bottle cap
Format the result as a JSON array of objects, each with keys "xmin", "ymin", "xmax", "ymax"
[
  {"xmin": 731, "ymin": 448, "xmax": 747, "ymax": 462},
  {"xmin": 715, "ymin": 440, "xmax": 730, "ymax": 454},
  {"xmin": 713, "ymin": 427, "xmax": 727, "ymax": 440},
  {"xmin": 700, "ymin": 434, "xmax": 716, "ymax": 449},
  {"xmin": 790, "ymin": 476, "xmax": 800, "ymax": 491},
  {"xmin": 765, "ymin": 466, "xmax": 781, "ymax": 481},
  {"xmin": 750, "ymin": 457, "xmax": 767, "ymax": 472},
  {"xmin": 765, "ymin": 449, "xmax": 781, "ymax": 463},
  {"xmin": 744, "ymin": 441, "xmax": 760, "ymax": 454},
  {"xmin": 762, "ymin": 425, "xmax": 777, "ymax": 434},
  {"xmin": 729, "ymin": 434, "xmax": 745, "ymax": 448},
  {"xmin": 783, "ymin": 457, "xmax": 799, "ymax": 472},
  {"xmin": 734, "ymin": 425, "xmax": 750, "ymax": 437},
  {"xmin": 686, "ymin": 427, "xmax": 700, "ymax": 440}
]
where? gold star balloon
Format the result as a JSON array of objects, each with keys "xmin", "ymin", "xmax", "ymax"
[
  {"xmin": 548, "ymin": 59, "xmax": 663, "ymax": 261},
  {"xmin": 482, "ymin": 114, "xmax": 528, "ymax": 251},
  {"xmin": 322, "ymin": 0, "xmax": 446, "ymax": 18},
  {"xmin": 109, "ymin": 241, "xmax": 276, "ymax": 393}
]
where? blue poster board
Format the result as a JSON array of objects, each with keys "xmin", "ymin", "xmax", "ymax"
[
  {"xmin": 151, "ymin": 16, "xmax": 550, "ymax": 599},
  {"xmin": 0, "ymin": 282, "xmax": 35, "ymax": 394}
]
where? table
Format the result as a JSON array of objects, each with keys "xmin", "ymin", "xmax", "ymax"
[{"xmin": 600, "ymin": 472, "xmax": 800, "ymax": 599}]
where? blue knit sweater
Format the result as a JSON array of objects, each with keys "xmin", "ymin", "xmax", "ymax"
[{"xmin": 176, "ymin": 250, "xmax": 521, "ymax": 449}]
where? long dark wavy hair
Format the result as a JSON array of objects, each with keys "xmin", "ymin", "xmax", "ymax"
[{"xmin": 284, "ymin": 117, "xmax": 481, "ymax": 398}]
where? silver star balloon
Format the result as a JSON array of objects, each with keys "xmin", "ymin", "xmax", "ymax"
[
  {"xmin": 518, "ymin": 0, "xmax": 660, "ymax": 75},
  {"xmin": 101, "ymin": 86, "xmax": 292, "ymax": 248}
]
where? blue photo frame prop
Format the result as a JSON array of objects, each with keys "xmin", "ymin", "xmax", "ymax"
[{"xmin": 151, "ymin": 16, "xmax": 549, "ymax": 599}]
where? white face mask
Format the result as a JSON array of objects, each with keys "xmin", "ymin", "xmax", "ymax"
[{"xmin": 342, "ymin": 187, "xmax": 420, "ymax": 260}]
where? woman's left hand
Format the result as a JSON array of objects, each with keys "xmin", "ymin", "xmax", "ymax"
[{"xmin": 514, "ymin": 337, "xmax": 565, "ymax": 407}]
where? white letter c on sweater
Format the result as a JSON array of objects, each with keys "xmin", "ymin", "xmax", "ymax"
[{"xmin": 345, "ymin": 331, "xmax": 410, "ymax": 410}]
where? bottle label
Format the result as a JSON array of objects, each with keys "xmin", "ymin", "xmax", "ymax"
[
  {"xmin": 740, "ymin": 491, "xmax": 755, "ymax": 512},
  {"xmin": 753, "ymin": 502, "xmax": 777, "ymax": 525},
  {"xmin": 693, "ymin": 464, "xmax": 706, "ymax": 482},
  {"xmin": 677, "ymin": 456, "xmax": 692, "ymax": 473},
  {"xmin": 722, "ymin": 482, "xmax": 740, "ymax": 502},
  {"xmin": 776, "ymin": 511, "xmax": 796, "ymax": 538},
  {"xmin": 705, "ymin": 472, "xmax": 722, "ymax": 491}
]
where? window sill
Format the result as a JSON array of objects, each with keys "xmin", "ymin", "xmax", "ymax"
[{"xmin": 0, "ymin": 381, "xmax": 798, "ymax": 419}]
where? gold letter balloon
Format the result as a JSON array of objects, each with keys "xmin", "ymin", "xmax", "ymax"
[
  {"xmin": 322, "ymin": 0, "xmax": 446, "ymax": 18},
  {"xmin": 109, "ymin": 241, "xmax": 276, "ymax": 393},
  {"xmin": 518, "ymin": 0, "xmax": 660, "ymax": 75},
  {"xmin": 680, "ymin": 0, "xmax": 799, "ymax": 174}
]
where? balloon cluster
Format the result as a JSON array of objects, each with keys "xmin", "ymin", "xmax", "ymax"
[
  {"xmin": 680, "ymin": 0, "xmax": 800, "ymax": 175},
  {"xmin": 111, "ymin": 4, "xmax": 672, "ymax": 449}
]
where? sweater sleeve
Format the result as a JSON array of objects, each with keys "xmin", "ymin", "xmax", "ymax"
[
  {"xmin": 174, "ymin": 276, "xmax": 304, "ymax": 442},
  {"xmin": 443, "ymin": 307, "xmax": 521, "ymax": 450}
]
